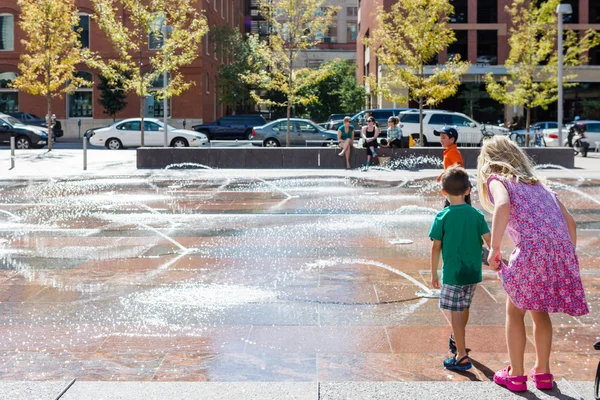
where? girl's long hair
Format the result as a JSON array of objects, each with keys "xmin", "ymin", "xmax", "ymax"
[{"xmin": 477, "ymin": 135, "xmax": 542, "ymax": 212}]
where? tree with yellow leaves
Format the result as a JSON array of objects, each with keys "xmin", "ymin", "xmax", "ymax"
[
  {"xmin": 11, "ymin": 0, "xmax": 89, "ymax": 151},
  {"xmin": 485, "ymin": 0, "xmax": 599, "ymax": 142},
  {"xmin": 365, "ymin": 0, "xmax": 469, "ymax": 146},
  {"xmin": 244, "ymin": 0, "xmax": 339, "ymax": 147},
  {"xmin": 86, "ymin": 0, "xmax": 208, "ymax": 145}
]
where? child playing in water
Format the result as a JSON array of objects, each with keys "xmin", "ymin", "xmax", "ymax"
[
  {"xmin": 429, "ymin": 166, "xmax": 491, "ymax": 371},
  {"xmin": 477, "ymin": 136, "xmax": 588, "ymax": 392}
]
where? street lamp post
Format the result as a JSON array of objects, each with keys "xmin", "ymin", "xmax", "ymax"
[
  {"xmin": 557, "ymin": 3, "xmax": 572, "ymax": 146},
  {"xmin": 162, "ymin": 23, "xmax": 170, "ymax": 147}
]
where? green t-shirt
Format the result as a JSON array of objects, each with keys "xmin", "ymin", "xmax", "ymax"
[
  {"xmin": 338, "ymin": 125, "xmax": 354, "ymax": 140},
  {"xmin": 428, "ymin": 204, "xmax": 490, "ymax": 285}
]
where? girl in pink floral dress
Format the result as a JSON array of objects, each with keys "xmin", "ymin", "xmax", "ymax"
[{"xmin": 477, "ymin": 136, "xmax": 588, "ymax": 393}]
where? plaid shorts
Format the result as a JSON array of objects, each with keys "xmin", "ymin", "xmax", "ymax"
[{"xmin": 440, "ymin": 284, "xmax": 477, "ymax": 312}]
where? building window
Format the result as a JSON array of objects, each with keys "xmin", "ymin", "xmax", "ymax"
[
  {"xmin": 591, "ymin": 2, "xmax": 600, "ymax": 23},
  {"xmin": 145, "ymin": 74, "xmax": 171, "ymax": 118},
  {"xmin": 477, "ymin": 0, "xmax": 497, "ymax": 23},
  {"xmin": 307, "ymin": 59, "xmax": 324, "ymax": 69},
  {"xmin": 77, "ymin": 14, "xmax": 90, "ymax": 48},
  {"xmin": 347, "ymin": 23, "xmax": 357, "ymax": 43},
  {"xmin": 477, "ymin": 30, "xmax": 498, "ymax": 65},
  {"xmin": 449, "ymin": 0, "xmax": 467, "ymax": 23},
  {"xmin": 447, "ymin": 30, "xmax": 468, "ymax": 62},
  {"xmin": 590, "ymin": 37, "xmax": 600, "ymax": 65},
  {"xmin": 148, "ymin": 14, "xmax": 166, "ymax": 50},
  {"xmin": 206, "ymin": 73, "xmax": 210, "ymax": 93},
  {"xmin": 0, "ymin": 72, "xmax": 18, "ymax": 113},
  {"xmin": 67, "ymin": 71, "xmax": 93, "ymax": 118},
  {"xmin": 205, "ymin": 34, "xmax": 209, "ymax": 55},
  {"xmin": 324, "ymin": 25, "xmax": 337, "ymax": 44},
  {"xmin": 347, "ymin": 7, "xmax": 358, "ymax": 17},
  {"xmin": 0, "ymin": 14, "xmax": 14, "ymax": 51},
  {"xmin": 319, "ymin": 7, "xmax": 336, "ymax": 16},
  {"xmin": 562, "ymin": 0, "xmax": 579, "ymax": 23}
]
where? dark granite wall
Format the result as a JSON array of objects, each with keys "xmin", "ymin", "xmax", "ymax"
[{"xmin": 137, "ymin": 147, "xmax": 575, "ymax": 169}]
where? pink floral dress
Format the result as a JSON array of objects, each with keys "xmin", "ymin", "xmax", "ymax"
[{"xmin": 487, "ymin": 174, "xmax": 588, "ymax": 316}]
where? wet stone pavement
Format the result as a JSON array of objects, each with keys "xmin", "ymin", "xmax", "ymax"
[{"xmin": 0, "ymin": 173, "xmax": 598, "ymax": 384}]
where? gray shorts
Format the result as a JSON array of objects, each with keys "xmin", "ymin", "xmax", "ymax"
[{"xmin": 440, "ymin": 284, "xmax": 477, "ymax": 312}]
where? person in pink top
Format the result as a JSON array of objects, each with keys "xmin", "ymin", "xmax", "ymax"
[{"xmin": 477, "ymin": 136, "xmax": 588, "ymax": 393}]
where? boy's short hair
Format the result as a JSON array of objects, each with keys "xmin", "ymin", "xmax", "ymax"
[{"xmin": 442, "ymin": 166, "xmax": 470, "ymax": 196}]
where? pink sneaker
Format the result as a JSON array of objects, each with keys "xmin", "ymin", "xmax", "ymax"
[
  {"xmin": 494, "ymin": 366, "xmax": 527, "ymax": 392},
  {"xmin": 529, "ymin": 367, "xmax": 554, "ymax": 390}
]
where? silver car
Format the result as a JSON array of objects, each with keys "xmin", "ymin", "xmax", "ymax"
[{"xmin": 251, "ymin": 118, "xmax": 339, "ymax": 147}]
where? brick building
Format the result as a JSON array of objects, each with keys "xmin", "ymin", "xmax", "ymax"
[
  {"xmin": 357, "ymin": 0, "xmax": 600, "ymax": 122},
  {"xmin": 0, "ymin": 0, "xmax": 244, "ymax": 138}
]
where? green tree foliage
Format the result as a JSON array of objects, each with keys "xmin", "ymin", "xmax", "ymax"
[
  {"xmin": 98, "ymin": 74, "xmax": 128, "ymax": 121},
  {"xmin": 211, "ymin": 26, "xmax": 257, "ymax": 113},
  {"xmin": 365, "ymin": 0, "xmax": 469, "ymax": 145},
  {"xmin": 484, "ymin": 0, "xmax": 600, "ymax": 133},
  {"xmin": 86, "ymin": 0, "xmax": 208, "ymax": 145},
  {"xmin": 11, "ymin": 0, "xmax": 89, "ymax": 150},
  {"xmin": 243, "ymin": 0, "xmax": 339, "ymax": 147},
  {"xmin": 303, "ymin": 59, "xmax": 365, "ymax": 122}
]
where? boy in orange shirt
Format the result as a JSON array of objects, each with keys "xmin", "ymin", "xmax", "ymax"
[{"xmin": 434, "ymin": 127, "xmax": 470, "ymax": 205}]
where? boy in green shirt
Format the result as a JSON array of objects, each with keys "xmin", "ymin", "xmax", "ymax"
[{"xmin": 429, "ymin": 166, "xmax": 491, "ymax": 371}]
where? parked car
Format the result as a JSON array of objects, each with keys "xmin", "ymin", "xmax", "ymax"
[
  {"xmin": 8, "ymin": 112, "xmax": 64, "ymax": 138},
  {"xmin": 399, "ymin": 110, "xmax": 509, "ymax": 146},
  {"xmin": 476, "ymin": 55, "xmax": 497, "ymax": 64},
  {"xmin": 192, "ymin": 114, "xmax": 267, "ymax": 140},
  {"xmin": 0, "ymin": 113, "xmax": 48, "ymax": 149},
  {"xmin": 327, "ymin": 113, "xmax": 350, "ymax": 122},
  {"xmin": 544, "ymin": 120, "xmax": 600, "ymax": 149},
  {"xmin": 327, "ymin": 108, "xmax": 416, "ymax": 138},
  {"xmin": 89, "ymin": 118, "xmax": 208, "ymax": 149},
  {"xmin": 511, "ymin": 121, "xmax": 559, "ymax": 147},
  {"xmin": 251, "ymin": 118, "xmax": 339, "ymax": 147},
  {"xmin": 8, "ymin": 112, "xmax": 46, "ymax": 127}
]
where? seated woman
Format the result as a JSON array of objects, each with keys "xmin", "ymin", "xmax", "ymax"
[
  {"xmin": 383, "ymin": 116, "xmax": 403, "ymax": 148},
  {"xmin": 361, "ymin": 117, "xmax": 380, "ymax": 167},
  {"xmin": 337, "ymin": 116, "xmax": 354, "ymax": 169}
]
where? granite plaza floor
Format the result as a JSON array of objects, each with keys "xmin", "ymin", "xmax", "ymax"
[{"xmin": 0, "ymin": 165, "xmax": 598, "ymax": 394}]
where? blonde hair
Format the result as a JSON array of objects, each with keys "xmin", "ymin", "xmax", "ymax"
[
  {"xmin": 343, "ymin": 116, "xmax": 352, "ymax": 123},
  {"xmin": 477, "ymin": 135, "xmax": 542, "ymax": 212}
]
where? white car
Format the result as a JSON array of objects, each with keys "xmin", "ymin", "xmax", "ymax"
[
  {"xmin": 89, "ymin": 118, "xmax": 209, "ymax": 149},
  {"xmin": 399, "ymin": 110, "xmax": 509, "ymax": 146}
]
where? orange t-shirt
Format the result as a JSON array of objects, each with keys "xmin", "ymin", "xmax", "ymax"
[{"xmin": 443, "ymin": 144, "xmax": 464, "ymax": 170}]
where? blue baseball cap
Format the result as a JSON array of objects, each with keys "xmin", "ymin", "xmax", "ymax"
[{"xmin": 433, "ymin": 126, "xmax": 458, "ymax": 141}]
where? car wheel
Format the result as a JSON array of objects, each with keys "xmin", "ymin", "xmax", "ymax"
[
  {"xmin": 264, "ymin": 138, "xmax": 280, "ymax": 147},
  {"xmin": 171, "ymin": 137, "xmax": 189, "ymax": 147},
  {"xmin": 106, "ymin": 138, "xmax": 123, "ymax": 150},
  {"xmin": 15, "ymin": 136, "xmax": 32, "ymax": 149},
  {"xmin": 515, "ymin": 134, "xmax": 525, "ymax": 147}
]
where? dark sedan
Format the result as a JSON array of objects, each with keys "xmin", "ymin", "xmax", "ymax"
[{"xmin": 0, "ymin": 113, "xmax": 48, "ymax": 149}]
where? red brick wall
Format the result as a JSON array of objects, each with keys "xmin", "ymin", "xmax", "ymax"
[{"xmin": 0, "ymin": 0, "xmax": 244, "ymax": 124}]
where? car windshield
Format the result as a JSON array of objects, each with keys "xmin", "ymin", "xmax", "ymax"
[
  {"xmin": 4, "ymin": 116, "xmax": 24, "ymax": 127},
  {"xmin": 156, "ymin": 121, "xmax": 177, "ymax": 131}
]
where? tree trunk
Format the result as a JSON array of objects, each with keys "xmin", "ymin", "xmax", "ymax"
[
  {"xmin": 418, "ymin": 98, "xmax": 424, "ymax": 147},
  {"xmin": 525, "ymin": 106, "xmax": 531, "ymax": 147},
  {"xmin": 46, "ymin": 94, "xmax": 52, "ymax": 151},
  {"xmin": 286, "ymin": 102, "xmax": 291, "ymax": 148},
  {"xmin": 139, "ymin": 22, "xmax": 145, "ymax": 146}
]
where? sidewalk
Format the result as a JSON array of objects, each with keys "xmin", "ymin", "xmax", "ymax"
[{"xmin": 2, "ymin": 380, "xmax": 595, "ymax": 399}]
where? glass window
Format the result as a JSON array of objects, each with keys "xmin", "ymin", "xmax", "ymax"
[
  {"xmin": 324, "ymin": 25, "xmax": 337, "ymax": 43},
  {"xmin": 272, "ymin": 121, "xmax": 288, "ymax": 132},
  {"xmin": 67, "ymin": 71, "xmax": 93, "ymax": 118},
  {"xmin": 477, "ymin": 0, "xmax": 497, "ymax": 23},
  {"xmin": 144, "ymin": 121, "xmax": 161, "ymax": 131},
  {"xmin": 447, "ymin": 30, "xmax": 468, "ymax": 62},
  {"xmin": 449, "ymin": 0, "xmax": 467, "ymax": 23},
  {"xmin": 562, "ymin": 0, "xmax": 578, "ymax": 23},
  {"xmin": 586, "ymin": 123, "xmax": 600, "ymax": 132},
  {"xmin": 477, "ymin": 30, "xmax": 498, "ymax": 65},
  {"xmin": 0, "ymin": 15, "xmax": 14, "ymax": 51},
  {"xmin": 347, "ymin": 7, "xmax": 358, "ymax": 17},
  {"xmin": 400, "ymin": 113, "xmax": 420, "ymax": 124},
  {"xmin": 547, "ymin": 122, "xmax": 558, "ymax": 129},
  {"xmin": 295, "ymin": 121, "xmax": 317, "ymax": 133},
  {"xmin": 451, "ymin": 115, "xmax": 472, "ymax": 126},
  {"xmin": 347, "ymin": 23, "xmax": 357, "ymax": 43},
  {"xmin": 591, "ymin": 2, "xmax": 600, "ymax": 23},
  {"xmin": 0, "ymin": 71, "xmax": 18, "ymax": 113},
  {"xmin": 118, "ymin": 121, "xmax": 141, "ymax": 131},
  {"xmin": 77, "ymin": 14, "xmax": 90, "ymax": 48},
  {"xmin": 145, "ymin": 75, "xmax": 171, "ymax": 118},
  {"xmin": 371, "ymin": 110, "xmax": 391, "ymax": 120},
  {"xmin": 149, "ymin": 14, "xmax": 166, "ymax": 50},
  {"xmin": 220, "ymin": 117, "xmax": 235, "ymax": 124},
  {"xmin": 429, "ymin": 114, "xmax": 452, "ymax": 125}
]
